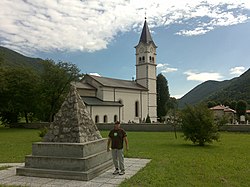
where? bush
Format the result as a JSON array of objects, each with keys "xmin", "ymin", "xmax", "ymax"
[
  {"xmin": 181, "ymin": 104, "xmax": 220, "ymax": 146},
  {"xmin": 38, "ymin": 127, "xmax": 48, "ymax": 138},
  {"xmin": 145, "ymin": 114, "xmax": 151, "ymax": 123}
]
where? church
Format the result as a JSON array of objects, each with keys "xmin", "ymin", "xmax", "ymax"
[{"xmin": 75, "ymin": 19, "xmax": 157, "ymax": 123}]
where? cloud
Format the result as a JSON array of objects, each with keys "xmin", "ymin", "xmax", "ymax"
[
  {"xmin": 230, "ymin": 66, "xmax": 245, "ymax": 75},
  {"xmin": 171, "ymin": 94, "xmax": 185, "ymax": 99},
  {"xmin": 89, "ymin": 73, "xmax": 101, "ymax": 77},
  {"xmin": 0, "ymin": 0, "xmax": 250, "ymax": 54},
  {"xmin": 184, "ymin": 71, "xmax": 223, "ymax": 82},
  {"xmin": 157, "ymin": 63, "xmax": 178, "ymax": 73}
]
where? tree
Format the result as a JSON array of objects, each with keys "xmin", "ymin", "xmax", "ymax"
[
  {"xmin": 207, "ymin": 101, "xmax": 217, "ymax": 108},
  {"xmin": 181, "ymin": 104, "xmax": 220, "ymax": 146},
  {"xmin": 0, "ymin": 66, "xmax": 40, "ymax": 124},
  {"xmin": 38, "ymin": 60, "xmax": 81, "ymax": 122},
  {"xmin": 229, "ymin": 100, "xmax": 237, "ymax": 110},
  {"xmin": 166, "ymin": 109, "xmax": 181, "ymax": 139},
  {"xmin": 157, "ymin": 73, "xmax": 170, "ymax": 122},
  {"xmin": 236, "ymin": 100, "xmax": 247, "ymax": 117}
]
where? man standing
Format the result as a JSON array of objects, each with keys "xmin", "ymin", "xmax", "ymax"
[{"xmin": 107, "ymin": 121, "xmax": 129, "ymax": 175}]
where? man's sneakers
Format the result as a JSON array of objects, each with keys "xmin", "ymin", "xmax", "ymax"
[
  {"xmin": 113, "ymin": 169, "xmax": 119, "ymax": 175},
  {"xmin": 119, "ymin": 170, "xmax": 125, "ymax": 175},
  {"xmin": 113, "ymin": 169, "xmax": 125, "ymax": 175}
]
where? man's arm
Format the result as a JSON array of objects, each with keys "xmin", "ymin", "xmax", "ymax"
[
  {"xmin": 107, "ymin": 137, "xmax": 111, "ymax": 152},
  {"xmin": 124, "ymin": 136, "xmax": 129, "ymax": 151}
]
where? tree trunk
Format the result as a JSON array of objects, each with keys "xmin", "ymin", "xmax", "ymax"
[{"xmin": 24, "ymin": 112, "xmax": 29, "ymax": 123}]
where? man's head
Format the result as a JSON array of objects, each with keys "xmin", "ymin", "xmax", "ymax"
[{"xmin": 114, "ymin": 121, "xmax": 120, "ymax": 130}]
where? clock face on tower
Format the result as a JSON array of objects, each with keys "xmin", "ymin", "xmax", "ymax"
[{"xmin": 139, "ymin": 47, "xmax": 144, "ymax": 53}]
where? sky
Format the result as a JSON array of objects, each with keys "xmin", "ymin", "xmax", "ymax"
[{"xmin": 1, "ymin": 0, "xmax": 250, "ymax": 98}]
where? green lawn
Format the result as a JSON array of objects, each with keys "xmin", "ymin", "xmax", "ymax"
[{"xmin": 0, "ymin": 127, "xmax": 250, "ymax": 186}]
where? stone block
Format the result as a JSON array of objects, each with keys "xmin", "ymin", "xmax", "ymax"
[
  {"xmin": 32, "ymin": 138, "xmax": 107, "ymax": 157},
  {"xmin": 16, "ymin": 138, "xmax": 113, "ymax": 181}
]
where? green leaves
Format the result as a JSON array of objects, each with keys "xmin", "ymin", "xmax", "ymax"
[
  {"xmin": 181, "ymin": 104, "xmax": 220, "ymax": 146},
  {"xmin": 0, "ymin": 59, "xmax": 82, "ymax": 124}
]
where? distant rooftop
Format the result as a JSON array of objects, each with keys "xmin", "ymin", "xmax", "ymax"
[{"xmin": 210, "ymin": 105, "xmax": 236, "ymax": 113}]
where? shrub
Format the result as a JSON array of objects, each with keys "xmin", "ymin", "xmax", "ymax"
[
  {"xmin": 38, "ymin": 127, "xmax": 48, "ymax": 138},
  {"xmin": 145, "ymin": 114, "xmax": 151, "ymax": 123},
  {"xmin": 181, "ymin": 104, "xmax": 220, "ymax": 146}
]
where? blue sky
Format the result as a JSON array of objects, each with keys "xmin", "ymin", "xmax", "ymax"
[{"xmin": 1, "ymin": 0, "xmax": 250, "ymax": 98}]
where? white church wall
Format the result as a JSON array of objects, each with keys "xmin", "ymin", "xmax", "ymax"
[
  {"xmin": 115, "ymin": 89, "xmax": 148, "ymax": 123},
  {"xmin": 86, "ymin": 105, "xmax": 120, "ymax": 123},
  {"xmin": 77, "ymin": 89, "xmax": 95, "ymax": 97},
  {"xmin": 101, "ymin": 87, "xmax": 115, "ymax": 101}
]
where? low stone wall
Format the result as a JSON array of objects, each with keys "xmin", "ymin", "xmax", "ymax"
[
  {"xmin": 219, "ymin": 124, "xmax": 250, "ymax": 132},
  {"xmin": 11, "ymin": 122, "xmax": 250, "ymax": 132},
  {"xmin": 10, "ymin": 123, "xmax": 50, "ymax": 129},
  {"xmin": 96, "ymin": 123, "xmax": 181, "ymax": 132}
]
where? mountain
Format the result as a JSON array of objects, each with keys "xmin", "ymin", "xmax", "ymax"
[
  {"xmin": 0, "ymin": 46, "xmax": 43, "ymax": 71},
  {"xmin": 178, "ymin": 68, "xmax": 250, "ymax": 108}
]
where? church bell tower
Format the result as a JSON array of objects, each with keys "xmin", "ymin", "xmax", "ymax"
[{"xmin": 135, "ymin": 18, "xmax": 157, "ymax": 122}]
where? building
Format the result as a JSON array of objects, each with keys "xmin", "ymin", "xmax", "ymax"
[
  {"xmin": 75, "ymin": 19, "xmax": 157, "ymax": 123},
  {"xmin": 210, "ymin": 105, "xmax": 236, "ymax": 124}
]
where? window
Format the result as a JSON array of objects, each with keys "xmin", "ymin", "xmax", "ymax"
[
  {"xmin": 95, "ymin": 115, "xmax": 99, "ymax": 123},
  {"xmin": 114, "ymin": 115, "xmax": 118, "ymax": 122},
  {"xmin": 149, "ymin": 56, "xmax": 152, "ymax": 61},
  {"xmin": 104, "ymin": 115, "xmax": 108, "ymax": 123},
  {"xmin": 152, "ymin": 57, "xmax": 154, "ymax": 62},
  {"xmin": 135, "ymin": 101, "xmax": 139, "ymax": 117},
  {"xmin": 142, "ymin": 56, "xmax": 145, "ymax": 61},
  {"xmin": 139, "ymin": 57, "xmax": 141, "ymax": 62}
]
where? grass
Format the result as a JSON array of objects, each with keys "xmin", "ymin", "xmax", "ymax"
[
  {"xmin": 0, "ymin": 127, "xmax": 250, "ymax": 186},
  {"xmin": 0, "ymin": 127, "xmax": 41, "ymax": 163}
]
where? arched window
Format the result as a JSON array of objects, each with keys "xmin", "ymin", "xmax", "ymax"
[
  {"xmin": 149, "ymin": 56, "xmax": 152, "ymax": 61},
  {"xmin": 103, "ymin": 115, "xmax": 108, "ymax": 123},
  {"xmin": 142, "ymin": 56, "xmax": 145, "ymax": 61},
  {"xmin": 135, "ymin": 101, "xmax": 139, "ymax": 117},
  {"xmin": 152, "ymin": 57, "xmax": 154, "ymax": 62},
  {"xmin": 95, "ymin": 115, "xmax": 99, "ymax": 123},
  {"xmin": 114, "ymin": 115, "xmax": 118, "ymax": 122},
  {"xmin": 139, "ymin": 57, "xmax": 141, "ymax": 62}
]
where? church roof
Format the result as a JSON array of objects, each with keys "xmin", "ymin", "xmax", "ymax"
[
  {"xmin": 86, "ymin": 74, "xmax": 148, "ymax": 91},
  {"xmin": 137, "ymin": 19, "xmax": 156, "ymax": 47},
  {"xmin": 71, "ymin": 82, "xmax": 96, "ymax": 90},
  {"xmin": 81, "ymin": 96, "xmax": 123, "ymax": 107}
]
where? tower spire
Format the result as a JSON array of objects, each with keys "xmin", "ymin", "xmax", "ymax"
[{"xmin": 138, "ymin": 18, "xmax": 156, "ymax": 47}]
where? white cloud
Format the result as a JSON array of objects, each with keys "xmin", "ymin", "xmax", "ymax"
[
  {"xmin": 230, "ymin": 66, "xmax": 245, "ymax": 75},
  {"xmin": 157, "ymin": 63, "xmax": 178, "ymax": 73},
  {"xmin": 0, "ymin": 0, "xmax": 249, "ymax": 54},
  {"xmin": 89, "ymin": 73, "xmax": 101, "ymax": 77},
  {"xmin": 171, "ymin": 94, "xmax": 185, "ymax": 99},
  {"xmin": 184, "ymin": 71, "xmax": 223, "ymax": 82}
]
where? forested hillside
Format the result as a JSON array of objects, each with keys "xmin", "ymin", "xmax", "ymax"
[
  {"xmin": 0, "ymin": 46, "xmax": 43, "ymax": 71},
  {"xmin": 178, "ymin": 68, "xmax": 250, "ymax": 108}
]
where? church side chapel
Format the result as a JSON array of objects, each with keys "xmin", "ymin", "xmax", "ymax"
[{"xmin": 75, "ymin": 19, "xmax": 157, "ymax": 123}]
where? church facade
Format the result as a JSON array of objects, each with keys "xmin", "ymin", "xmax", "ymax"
[{"xmin": 76, "ymin": 19, "xmax": 157, "ymax": 123}]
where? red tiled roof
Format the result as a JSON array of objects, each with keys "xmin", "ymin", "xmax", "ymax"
[{"xmin": 210, "ymin": 105, "xmax": 236, "ymax": 113}]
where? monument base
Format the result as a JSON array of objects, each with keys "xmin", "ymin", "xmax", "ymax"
[{"xmin": 16, "ymin": 138, "xmax": 113, "ymax": 181}]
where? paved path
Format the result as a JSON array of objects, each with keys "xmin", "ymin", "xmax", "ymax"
[{"xmin": 0, "ymin": 158, "xmax": 150, "ymax": 187}]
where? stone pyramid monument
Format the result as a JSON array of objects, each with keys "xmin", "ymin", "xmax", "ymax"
[
  {"xmin": 43, "ymin": 85, "xmax": 102, "ymax": 143},
  {"xmin": 17, "ymin": 85, "xmax": 113, "ymax": 181}
]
